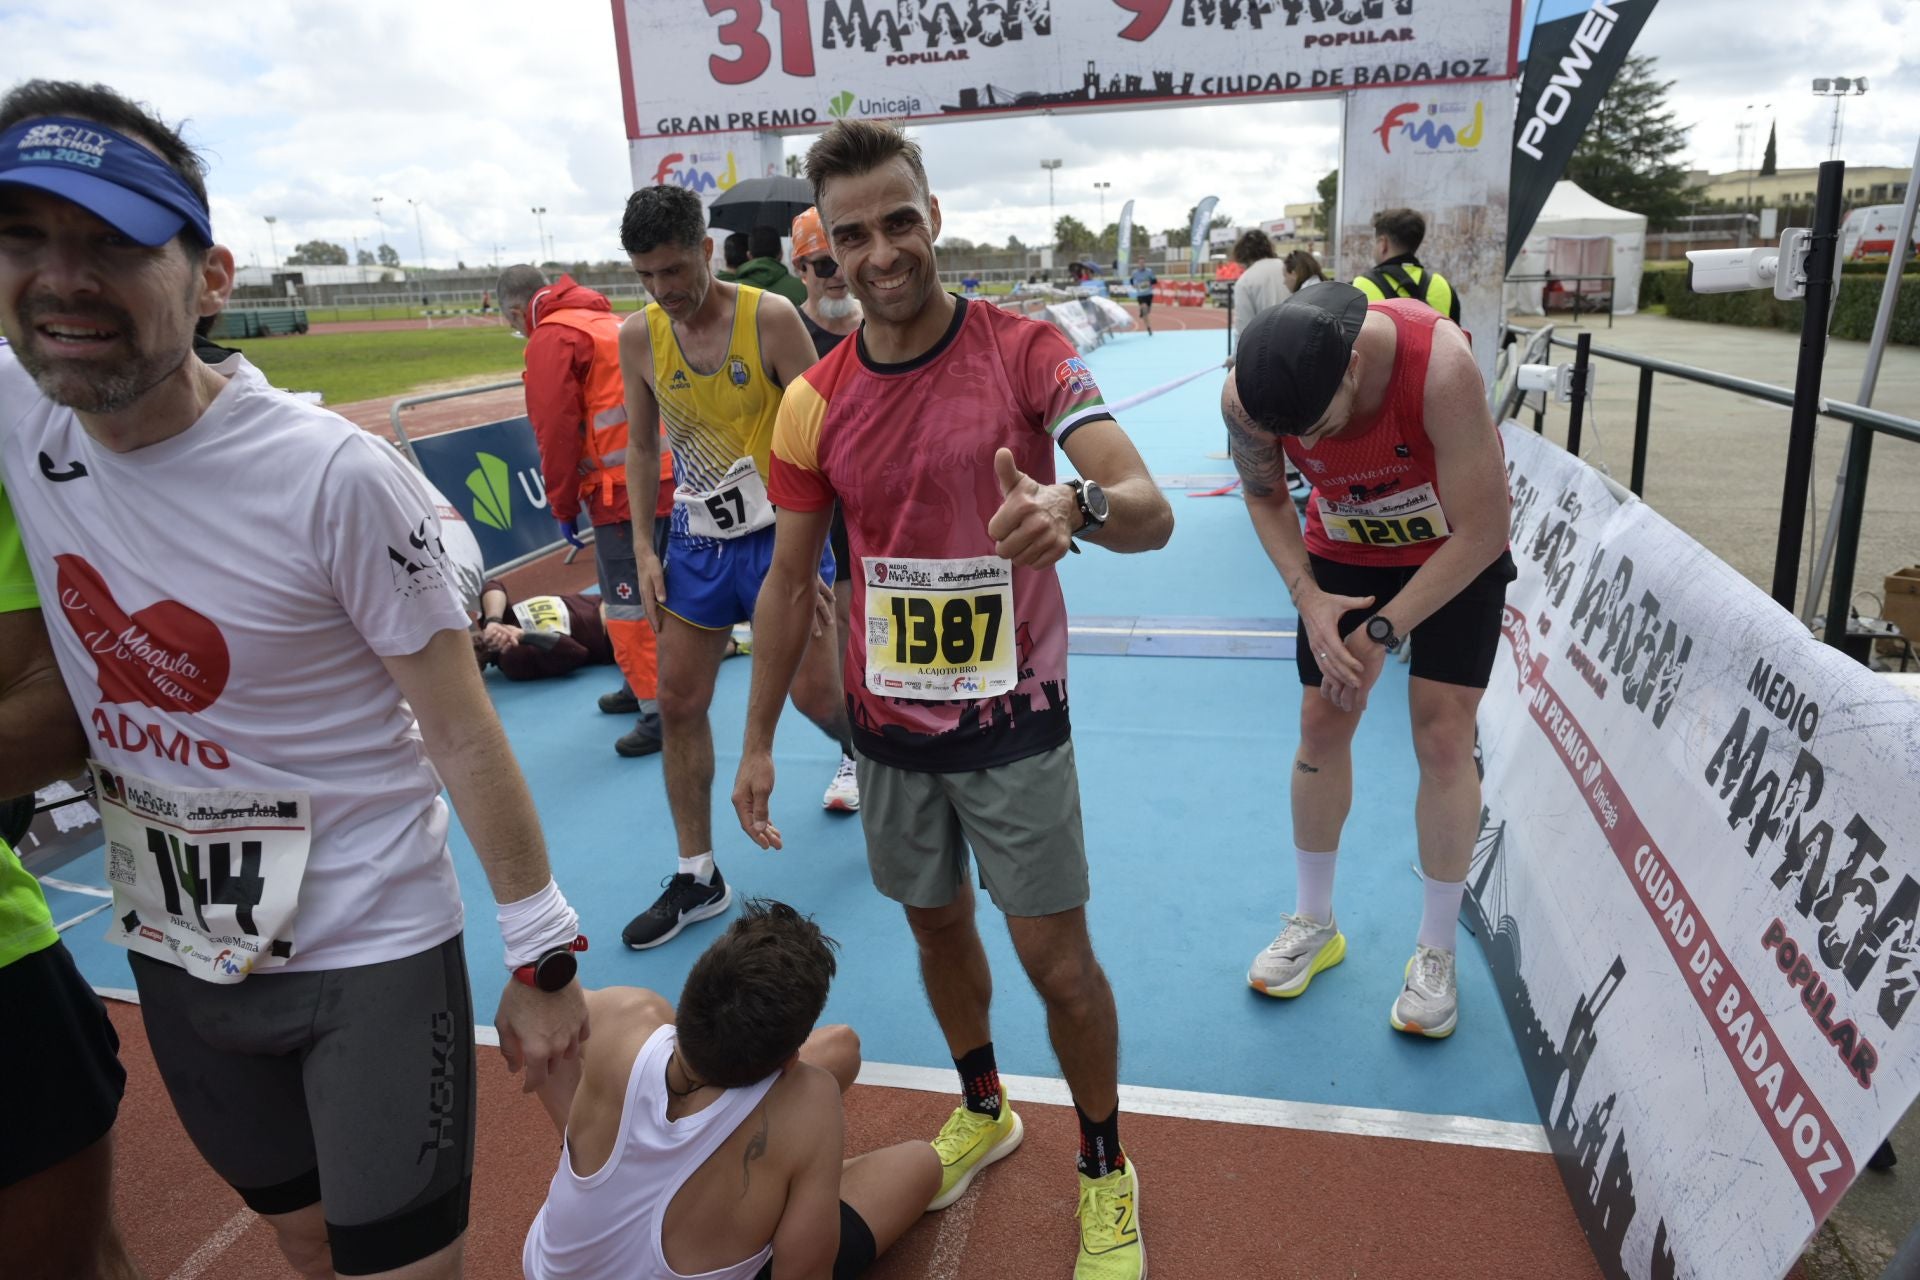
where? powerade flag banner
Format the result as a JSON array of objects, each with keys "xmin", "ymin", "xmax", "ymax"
[
  {"xmin": 1116, "ymin": 199, "xmax": 1135, "ymax": 272},
  {"xmin": 1506, "ymin": 0, "xmax": 1658, "ymax": 270},
  {"xmin": 1189, "ymin": 195, "xmax": 1218, "ymax": 274}
]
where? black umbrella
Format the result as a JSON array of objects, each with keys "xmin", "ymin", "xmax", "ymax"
[{"xmin": 705, "ymin": 176, "xmax": 816, "ymax": 233}]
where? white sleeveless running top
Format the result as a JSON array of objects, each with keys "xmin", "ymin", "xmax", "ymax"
[{"xmin": 523, "ymin": 1025, "xmax": 781, "ymax": 1280}]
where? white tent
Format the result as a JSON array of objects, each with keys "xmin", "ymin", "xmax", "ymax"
[{"xmin": 1505, "ymin": 181, "xmax": 1648, "ymax": 316}]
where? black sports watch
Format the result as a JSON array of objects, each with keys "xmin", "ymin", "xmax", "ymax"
[
  {"xmin": 1067, "ymin": 478, "xmax": 1108, "ymax": 536},
  {"xmin": 1365, "ymin": 615, "xmax": 1405, "ymax": 654},
  {"xmin": 514, "ymin": 936, "xmax": 587, "ymax": 992}
]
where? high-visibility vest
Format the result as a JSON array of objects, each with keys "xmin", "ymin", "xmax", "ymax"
[
  {"xmin": 1355, "ymin": 261, "xmax": 1461, "ymax": 325},
  {"xmin": 536, "ymin": 307, "xmax": 672, "ymax": 519}
]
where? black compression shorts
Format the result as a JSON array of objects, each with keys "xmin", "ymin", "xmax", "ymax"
[
  {"xmin": 753, "ymin": 1200, "xmax": 878, "ymax": 1279},
  {"xmin": 0, "ymin": 940, "xmax": 125, "ymax": 1187},
  {"xmin": 1296, "ymin": 549, "xmax": 1517, "ymax": 690}
]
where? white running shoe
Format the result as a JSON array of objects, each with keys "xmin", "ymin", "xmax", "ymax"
[
  {"xmin": 1390, "ymin": 945, "xmax": 1459, "ymax": 1038},
  {"xmin": 1247, "ymin": 913, "xmax": 1346, "ymax": 998},
  {"xmin": 822, "ymin": 755, "xmax": 860, "ymax": 812}
]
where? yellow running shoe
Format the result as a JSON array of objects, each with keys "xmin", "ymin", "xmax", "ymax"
[
  {"xmin": 1075, "ymin": 1156, "xmax": 1144, "ymax": 1279},
  {"xmin": 927, "ymin": 1096, "xmax": 1023, "ymax": 1210}
]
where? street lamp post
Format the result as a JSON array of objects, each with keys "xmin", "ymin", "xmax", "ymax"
[
  {"xmin": 1094, "ymin": 181, "xmax": 1111, "ymax": 227},
  {"xmin": 532, "ymin": 206, "xmax": 549, "ymax": 263},
  {"xmin": 1812, "ymin": 77, "xmax": 1868, "ymax": 163},
  {"xmin": 1039, "ymin": 160, "xmax": 1061, "ymax": 254},
  {"xmin": 262, "ymin": 215, "xmax": 279, "ymax": 267},
  {"xmin": 372, "ymin": 196, "xmax": 386, "ymax": 260},
  {"xmin": 407, "ymin": 197, "xmax": 428, "ymax": 273}
]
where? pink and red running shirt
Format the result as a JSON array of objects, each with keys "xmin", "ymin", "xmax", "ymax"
[{"xmin": 771, "ymin": 297, "xmax": 1112, "ymax": 772}]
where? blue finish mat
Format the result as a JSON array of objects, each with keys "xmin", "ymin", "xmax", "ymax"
[{"xmin": 51, "ymin": 332, "xmax": 1540, "ymax": 1127}]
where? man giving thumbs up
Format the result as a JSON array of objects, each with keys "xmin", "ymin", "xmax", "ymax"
[{"xmin": 733, "ymin": 119, "xmax": 1173, "ymax": 1280}]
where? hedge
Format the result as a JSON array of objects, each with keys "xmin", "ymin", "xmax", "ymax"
[{"xmin": 1640, "ymin": 264, "xmax": 1920, "ymax": 343}]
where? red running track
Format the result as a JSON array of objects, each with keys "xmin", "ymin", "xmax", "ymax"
[{"xmin": 106, "ymin": 1000, "xmax": 1614, "ymax": 1280}]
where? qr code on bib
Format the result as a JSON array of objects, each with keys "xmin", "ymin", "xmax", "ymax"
[
  {"xmin": 867, "ymin": 617, "xmax": 890, "ymax": 649},
  {"xmin": 108, "ymin": 841, "xmax": 137, "ymax": 887}
]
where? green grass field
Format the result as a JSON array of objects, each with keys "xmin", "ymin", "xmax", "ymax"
[{"xmin": 230, "ymin": 328, "xmax": 528, "ymax": 404}]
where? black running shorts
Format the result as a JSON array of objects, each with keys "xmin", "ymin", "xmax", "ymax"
[
  {"xmin": 1296, "ymin": 549, "xmax": 1517, "ymax": 690},
  {"xmin": 130, "ymin": 934, "xmax": 475, "ymax": 1275},
  {"xmin": 1137, "ymin": 293, "xmax": 1155, "ymax": 312},
  {"xmin": 0, "ymin": 940, "xmax": 126, "ymax": 1188},
  {"xmin": 753, "ymin": 1200, "xmax": 879, "ymax": 1279}
]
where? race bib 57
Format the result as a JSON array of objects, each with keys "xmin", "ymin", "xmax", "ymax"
[{"xmin": 677, "ymin": 456, "xmax": 774, "ymax": 540}]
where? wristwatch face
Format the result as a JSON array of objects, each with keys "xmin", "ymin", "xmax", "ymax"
[
  {"xmin": 1366, "ymin": 616, "xmax": 1396, "ymax": 648},
  {"xmin": 534, "ymin": 948, "xmax": 578, "ymax": 992},
  {"xmin": 1082, "ymin": 480, "xmax": 1109, "ymax": 524}
]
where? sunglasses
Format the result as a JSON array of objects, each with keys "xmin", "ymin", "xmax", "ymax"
[{"xmin": 805, "ymin": 256, "xmax": 841, "ymax": 278}]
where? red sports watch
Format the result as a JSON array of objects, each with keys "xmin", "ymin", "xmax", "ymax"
[{"xmin": 513, "ymin": 935, "xmax": 588, "ymax": 991}]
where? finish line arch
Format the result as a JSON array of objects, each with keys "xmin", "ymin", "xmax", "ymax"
[{"xmin": 611, "ymin": 0, "xmax": 1522, "ymax": 387}]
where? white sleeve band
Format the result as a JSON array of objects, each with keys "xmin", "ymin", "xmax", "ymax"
[{"xmin": 497, "ymin": 878, "xmax": 582, "ymax": 970}]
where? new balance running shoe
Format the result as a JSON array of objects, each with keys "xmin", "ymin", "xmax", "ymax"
[
  {"xmin": 622, "ymin": 871, "xmax": 731, "ymax": 950},
  {"xmin": 1074, "ymin": 1156, "xmax": 1144, "ymax": 1280},
  {"xmin": 927, "ymin": 1096, "xmax": 1023, "ymax": 1210},
  {"xmin": 822, "ymin": 755, "xmax": 860, "ymax": 812},
  {"xmin": 1390, "ymin": 944, "xmax": 1459, "ymax": 1038},
  {"xmin": 1247, "ymin": 913, "xmax": 1346, "ymax": 998}
]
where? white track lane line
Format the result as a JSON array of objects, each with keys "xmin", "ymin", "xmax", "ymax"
[
  {"xmin": 165, "ymin": 1207, "xmax": 256, "ymax": 1280},
  {"xmin": 93, "ymin": 1005, "xmax": 1545, "ymax": 1157}
]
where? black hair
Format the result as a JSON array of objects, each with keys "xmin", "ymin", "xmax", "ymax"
[
  {"xmin": 722, "ymin": 232, "xmax": 750, "ymax": 268},
  {"xmin": 747, "ymin": 224, "xmax": 782, "ymax": 261},
  {"xmin": 1372, "ymin": 208, "xmax": 1426, "ymax": 256},
  {"xmin": 676, "ymin": 900, "xmax": 837, "ymax": 1087},
  {"xmin": 620, "ymin": 185, "xmax": 706, "ymax": 255}
]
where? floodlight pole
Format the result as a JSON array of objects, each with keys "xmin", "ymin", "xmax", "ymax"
[
  {"xmin": 262, "ymin": 215, "xmax": 279, "ymax": 267},
  {"xmin": 1040, "ymin": 160, "xmax": 1062, "ymax": 254}
]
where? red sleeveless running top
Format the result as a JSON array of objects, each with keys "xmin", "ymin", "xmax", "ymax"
[{"xmin": 1282, "ymin": 298, "xmax": 1466, "ymax": 568}]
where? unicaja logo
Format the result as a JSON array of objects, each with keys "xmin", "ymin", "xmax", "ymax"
[
  {"xmin": 828, "ymin": 91, "xmax": 855, "ymax": 118},
  {"xmin": 466, "ymin": 453, "xmax": 514, "ymax": 530}
]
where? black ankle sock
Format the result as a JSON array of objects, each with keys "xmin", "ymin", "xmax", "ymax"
[
  {"xmin": 1074, "ymin": 1103, "xmax": 1124, "ymax": 1179},
  {"xmin": 954, "ymin": 1043, "xmax": 1002, "ymax": 1117}
]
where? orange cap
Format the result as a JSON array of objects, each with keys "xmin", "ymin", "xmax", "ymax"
[{"xmin": 791, "ymin": 206, "xmax": 829, "ymax": 263}]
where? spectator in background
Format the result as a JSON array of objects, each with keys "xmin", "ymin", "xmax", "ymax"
[
  {"xmin": 716, "ymin": 232, "xmax": 750, "ymax": 283},
  {"xmin": 1355, "ymin": 208, "xmax": 1461, "ymax": 324},
  {"xmin": 497, "ymin": 263, "xmax": 673, "ymax": 758},
  {"xmin": 731, "ymin": 224, "xmax": 809, "ymax": 306},
  {"xmin": 1128, "ymin": 258, "xmax": 1158, "ymax": 336},
  {"xmin": 1229, "ymin": 229, "xmax": 1290, "ymax": 344},
  {"xmin": 1282, "ymin": 250, "xmax": 1327, "ymax": 294}
]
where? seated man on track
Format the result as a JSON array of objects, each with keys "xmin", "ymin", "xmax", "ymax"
[{"xmin": 524, "ymin": 900, "xmax": 937, "ymax": 1280}]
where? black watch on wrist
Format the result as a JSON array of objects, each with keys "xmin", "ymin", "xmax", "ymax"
[
  {"xmin": 1067, "ymin": 478, "xmax": 1109, "ymax": 536},
  {"xmin": 514, "ymin": 935, "xmax": 587, "ymax": 992},
  {"xmin": 1365, "ymin": 614, "xmax": 1404, "ymax": 654}
]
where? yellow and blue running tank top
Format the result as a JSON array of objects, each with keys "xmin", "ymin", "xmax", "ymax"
[{"xmin": 646, "ymin": 284, "xmax": 783, "ymax": 546}]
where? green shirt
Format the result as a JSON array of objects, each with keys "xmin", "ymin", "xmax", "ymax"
[{"xmin": 0, "ymin": 477, "xmax": 59, "ymax": 969}]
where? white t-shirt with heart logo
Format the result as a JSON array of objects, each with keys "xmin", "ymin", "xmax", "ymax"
[{"xmin": 0, "ymin": 349, "xmax": 474, "ymax": 973}]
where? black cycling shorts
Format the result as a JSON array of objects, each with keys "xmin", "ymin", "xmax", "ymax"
[
  {"xmin": 131, "ymin": 934, "xmax": 474, "ymax": 1275},
  {"xmin": 1296, "ymin": 549, "xmax": 1517, "ymax": 690},
  {"xmin": 0, "ymin": 940, "xmax": 125, "ymax": 1187},
  {"xmin": 753, "ymin": 1200, "xmax": 878, "ymax": 1279}
]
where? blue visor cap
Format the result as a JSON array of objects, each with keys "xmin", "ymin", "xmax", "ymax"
[{"xmin": 0, "ymin": 117, "xmax": 212, "ymax": 247}]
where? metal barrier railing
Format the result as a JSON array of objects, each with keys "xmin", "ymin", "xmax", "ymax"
[{"xmin": 1522, "ymin": 329, "xmax": 1920, "ymax": 656}]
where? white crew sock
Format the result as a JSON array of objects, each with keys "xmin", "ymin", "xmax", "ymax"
[
  {"xmin": 1294, "ymin": 847, "xmax": 1339, "ymax": 924},
  {"xmin": 679, "ymin": 852, "xmax": 716, "ymax": 885},
  {"xmin": 1418, "ymin": 872, "xmax": 1468, "ymax": 952}
]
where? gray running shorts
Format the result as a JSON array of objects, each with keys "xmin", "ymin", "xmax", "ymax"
[
  {"xmin": 130, "ymin": 934, "xmax": 474, "ymax": 1275},
  {"xmin": 856, "ymin": 740, "xmax": 1089, "ymax": 917}
]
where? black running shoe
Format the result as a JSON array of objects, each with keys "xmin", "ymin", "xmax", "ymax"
[
  {"xmin": 598, "ymin": 683, "xmax": 640, "ymax": 715},
  {"xmin": 622, "ymin": 871, "xmax": 732, "ymax": 949},
  {"xmin": 614, "ymin": 711, "xmax": 664, "ymax": 758}
]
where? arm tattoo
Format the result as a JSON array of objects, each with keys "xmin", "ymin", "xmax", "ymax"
[
  {"xmin": 739, "ymin": 1109, "xmax": 769, "ymax": 1198},
  {"xmin": 1296, "ymin": 761, "xmax": 1320, "ymax": 774},
  {"xmin": 1224, "ymin": 401, "xmax": 1287, "ymax": 499}
]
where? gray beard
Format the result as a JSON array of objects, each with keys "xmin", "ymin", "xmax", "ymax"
[
  {"xmin": 816, "ymin": 295, "xmax": 859, "ymax": 322},
  {"xmin": 15, "ymin": 335, "xmax": 185, "ymax": 415}
]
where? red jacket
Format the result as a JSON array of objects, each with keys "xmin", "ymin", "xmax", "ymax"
[{"xmin": 523, "ymin": 277, "xmax": 673, "ymax": 526}]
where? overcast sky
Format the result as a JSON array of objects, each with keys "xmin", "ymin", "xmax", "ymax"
[{"xmin": 4, "ymin": 0, "xmax": 1914, "ymax": 269}]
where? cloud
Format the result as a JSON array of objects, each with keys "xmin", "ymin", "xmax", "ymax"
[{"xmin": 1, "ymin": 0, "xmax": 1909, "ymax": 268}]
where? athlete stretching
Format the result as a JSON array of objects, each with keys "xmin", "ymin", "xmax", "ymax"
[
  {"xmin": 616, "ymin": 185, "xmax": 854, "ymax": 951},
  {"xmin": 1224, "ymin": 282, "xmax": 1511, "ymax": 1037}
]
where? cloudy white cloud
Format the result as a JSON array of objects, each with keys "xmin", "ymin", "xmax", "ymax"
[{"xmin": 2, "ymin": 0, "xmax": 1911, "ymax": 270}]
